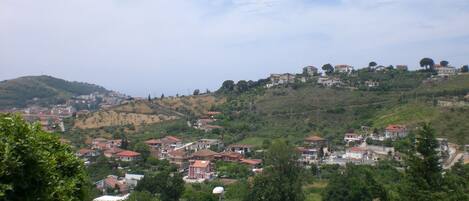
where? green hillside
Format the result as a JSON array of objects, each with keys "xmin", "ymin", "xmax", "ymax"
[{"xmin": 0, "ymin": 75, "xmax": 109, "ymax": 108}]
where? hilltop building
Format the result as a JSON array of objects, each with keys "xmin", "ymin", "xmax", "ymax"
[{"xmin": 303, "ymin": 66, "xmax": 319, "ymax": 76}]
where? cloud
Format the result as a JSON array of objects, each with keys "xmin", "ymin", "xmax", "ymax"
[{"xmin": 0, "ymin": 0, "xmax": 468, "ymax": 96}]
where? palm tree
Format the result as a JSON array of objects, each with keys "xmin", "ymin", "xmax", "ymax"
[{"xmin": 420, "ymin": 58, "xmax": 435, "ymax": 71}]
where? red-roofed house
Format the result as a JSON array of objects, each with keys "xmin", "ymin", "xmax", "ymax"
[
  {"xmin": 168, "ymin": 149, "xmax": 190, "ymax": 170},
  {"xmin": 344, "ymin": 147, "xmax": 368, "ymax": 160},
  {"xmin": 116, "ymin": 150, "xmax": 141, "ymax": 161},
  {"xmin": 240, "ymin": 159, "xmax": 262, "ymax": 170},
  {"xmin": 76, "ymin": 148, "xmax": 97, "ymax": 158},
  {"xmin": 188, "ymin": 160, "xmax": 213, "ymax": 180},
  {"xmin": 335, "ymin": 64, "xmax": 353, "ymax": 74},
  {"xmin": 384, "ymin": 125, "xmax": 408, "ymax": 140},
  {"xmin": 192, "ymin": 149, "xmax": 219, "ymax": 161},
  {"xmin": 304, "ymin": 135, "xmax": 327, "ymax": 148},
  {"xmin": 216, "ymin": 151, "xmax": 244, "ymax": 162}
]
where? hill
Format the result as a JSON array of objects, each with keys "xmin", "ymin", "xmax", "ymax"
[{"xmin": 0, "ymin": 75, "xmax": 109, "ymax": 108}]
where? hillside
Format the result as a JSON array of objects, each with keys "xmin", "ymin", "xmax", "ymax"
[
  {"xmin": 0, "ymin": 75, "xmax": 109, "ymax": 108},
  {"xmin": 72, "ymin": 95, "xmax": 225, "ymax": 130}
]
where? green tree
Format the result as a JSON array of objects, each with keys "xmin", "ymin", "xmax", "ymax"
[
  {"xmin": 399, "ymin": 123, "xmax": 444, "ymax": 201},
  {"xmin": 161, "ymin": 93, "xmax": 165, "ymax": 99},
  {"xmin": 322, "ymin": 64, "xmax": 334, "ymax": 75},
  {"xmin": 134, "ymin": 142, "xmax": 151, "ymax": 162},
  {"xmin": 440, "ymin": 60, "xmax": 449, "ymax": 67},
  {"xmin": 323, "ymin": 164, "xmax": 388, "ymax": 201},
  {"xmin": 220, "ymin": 80, "xmax": 235, "ymax": 92},
  {"xmin": 419, "ymin": 58, "xmax": 435, "ymax": 71},
  {"xmin": 135, "ymin": 171, "xmax": 184, "ymax": 201},
  {"xmin": 245, "ymin": 140, "xmax": 304, "ymax": 201},
  {"xmin": 369, "ymin": 61, "xmax": 377, "ymax": 67},
  {"xmin": 128, "ymin": 191, "xmax": 159, "ymax": 201},
  {"xmin": 236, "ymin": 80, "xmax": 249, "ymax": 93},
  {"xmin": 0, "ymin": 114, "xmax": 89, "ymax": 201},
  {"xmin": 193, "ymin": 89, "xmax": 200, "ymax": 96},
  {"xmin": 148, "ymin": 94, "xmax": 152, "ymax": 101}
]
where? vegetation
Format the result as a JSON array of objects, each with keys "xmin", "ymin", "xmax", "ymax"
[
  {"xmin": 0, "ymin": 75, "xmax": 108, "ymax": 108},
  {"xmin": 0, "ymin": 114, "xmax": 91, "ymax": 201}
]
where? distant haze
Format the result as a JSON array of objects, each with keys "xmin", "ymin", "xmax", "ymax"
[{"xmin": 1, "ymin": 0, "xmax": 468, "ymax": 97}]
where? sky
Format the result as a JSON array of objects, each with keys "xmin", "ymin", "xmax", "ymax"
[{"xmin": 1, "ymin": 0, "xmax": 469, "ymax": 97}]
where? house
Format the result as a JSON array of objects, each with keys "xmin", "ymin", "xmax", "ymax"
[
  {"xmin": 216, "ymin": 151, "xmax": 244, "ymax": 162},
  {"xmin": 384, "ymin": 124, "xmax": 408, "ymax": 140},
  {"xmin": 344, "ymin": 147, "xmax": 367, "ymax": 160},
  {"xmin": 188, "ymin": 160, "xmax": 213, "ymax": 180},
  {"xmin": 124, "ymin": 174, "xmax": 144, "ymax": 188},
  {"xmin": 190, "ymin": 139, "xmax": 223, "ymax": 151},
  {"xmin": 227, "ymin": 144, "xmax": 253, "ymax": 155},
  {"xmin": 304, "ymin": 135, "xmax": 327, "ymax": 149},
  {"xmin": 267, "ymin": 73, "xmax": 296, "ymax": 87},
  {"xmin": 240, "ymin": 159, "xmax": 262, "ymax": 170},
  {"xmin": 167, "ymin": 149, "xmax": 190, "ymax": 170},
  {"xmin": 116, "ymin": 150, "xmax": 141, "ymax": 161},
  {"xmin": 192, "ymin": 149, "xmax": 219, "ymax": 161},
  {"xmin": 334, "ymin": 64, "xmax": 353, "ymax": 73},
  {"xmin": 96, "ymin": 175, "xmax": 129, "ymax": 195},
  {"xmin": 303, "ymin": 66, "xmax": 318, "ymax": 76},
  {"xmin": 144, "ymin": 136, "xmax": 183, "ymax": 158},
  {"xmin": 344, "ymin": 133, "xmax": 363, "ymax": 143},
  {"xmin": 435, "ymin": 64, "xmax": 457, "ymax": 77},
  {"xmin": 206, "ymin": 111, "xmax": 221, "ymax": 118},
  {"xmin": 200, "ymin": 125, "xmax": 224, "ymax": 132},
  {"xmin": 76, "ymin": 148, "xmax": 97, "ymax": 158},
  {"xmin": 317, "ymin": 77, "xmax": 342, "ymax": 87},
  {"xmin": 364, "ymin": 80, "xmax": 379, "ymax": 88},
  {"xmin": 103, "ymin": 147, "xmax": 123, "ymax": 158},
  {"xmin": 396, "ymin": 65, "xmax": 408, "ymax": 71},
  {"xmin": 436, "ymin": 138, "xmax": 450, "ymax": 161}
]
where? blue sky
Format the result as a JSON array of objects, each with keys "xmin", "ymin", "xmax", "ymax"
[{"xmin": 1, "ymin": 0, "xmax": 468, "ymax": 96}]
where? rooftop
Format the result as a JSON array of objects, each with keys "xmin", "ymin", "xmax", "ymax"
[{"xmin": 191, "ymin": 160, "xmax": 210, "ymax": 168}]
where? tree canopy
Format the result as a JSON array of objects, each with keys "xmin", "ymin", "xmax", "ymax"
[
  {"xmin": 246, "ymin": 140, "xmax": 304, "ymax": 201},
  {"xmin": 0, "ymin": 114, "xmax": 89, "ymax": 201},
  {"xmin": 419, "ymin": 58, "xmax": 435, "ymax": 70},
  {"xmin": 322, "ymin": 64, "xmax": 334, "ymax": 75}
]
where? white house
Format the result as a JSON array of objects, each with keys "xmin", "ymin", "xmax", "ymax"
[
  {"xmin": 125, "ymin": 174, "xmax": 144, "ymax": 188},
  {"xmin": 344, "ymin": 147, "xmax": 367, "ymax": 160},
  {"xmin": 334, "ymin": 65, "xmax": 353, "ymax": 74},
  {"xmin": 344, "ymin": 133, "xmax": 363, "ymax": 143},
  {"xmin": 93, "ymin": 194, "xmax": 129, "ymax": 201},
  {"xmin": 317, "ymin": 77, "xmax": 342, "ymax": 87},
  {"xmin": 384, "ymin": 125, "xmax": 408, "ymax": 140}
]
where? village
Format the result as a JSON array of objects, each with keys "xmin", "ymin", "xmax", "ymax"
[{"xmin": 77, "ymin": 106, "xmax": 468, "ymax": 200}]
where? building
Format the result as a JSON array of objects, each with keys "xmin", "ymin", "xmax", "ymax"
[
  {"xmin": 317, "ymin": 77, "xmax": 342, "ymax": 87},
  {"xmin": 167, "ymin": 149, "xmax": 190, "ymax": 170},
  {"xmin": 144, "ymin": 136, "xmax": 183, "ymax": 158},
  {"xmin": 116, "ymin": 150, "xmax": 141, "ymax": 161},
  {"xmin": 216, "ymin": 151, "xmax": 244, "ymax": 162},
  {"xmin": 96, "ymin": 175, "xmax": 129, "ymax": 195},
  {"xmin": 192, "ymin": 149, "xmax": 219, "ymax": 161},
  {"xmin": 344, "ymin": 133, "xmax": 363, "ymax": 143},
  {"xmin": 344, "ymin": 147, "xmax": 367, "ymax": 160},
  {"xmin": 303, "ymin": 66, "xmax": 318, "ymax": 76},
  {"xmin": 227, "ymin": 144, "xmax": 253, "ymax": 155},
  {"xmin": 396, "ymin": 65, "xmax": 408, "ymax": 71},
  {"xmin": 435, "ymin": 64, "xmax": 457, "ymax": 77},
  {"xmin": 188, "ymin": 160, "xmax": 213, "ymax": 180},
  {"xmin": 103, "ymin": 147, "xmax": 124, "ymax": 158},
  {"xmin": 384, "ymin": 125, "xmax": 408, "ymax": 140},
  {"xmin": 124, "ymin": 174, "xmax": 144, "ymax": 188},
  {"xmin": 190, "ymin": 139, "xmax": 223, "ymax": 151},
  {"xmin": 76, "ymin": 148, "xmax": 97, "ymax": 158},
  {"xmin": 304, "ymin": 135, "xmax": 327, "ymax": 149},
  {"xmin": 334, "ymin": 65, "xmax": 353, "ymax": 74},
  {"xmin": 364, "ymin": 80, "xmax": 379, "ymax": 88},
  {"xmin": 240, "ymin": 159, "xmax": 262, "ymax": 170},
  {"xmin": 267, "ymin": 73, "xmax": 297, "ymax": 88}
]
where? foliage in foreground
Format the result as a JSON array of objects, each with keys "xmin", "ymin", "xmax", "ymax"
[{"xmin": 0, "ymin": 114, "xmax": 90, "ymax": 201}]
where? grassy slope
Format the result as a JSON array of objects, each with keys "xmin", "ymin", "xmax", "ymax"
[{"xmin": 0, "ymin": 75, "xmax": 108, "ymax": 108}]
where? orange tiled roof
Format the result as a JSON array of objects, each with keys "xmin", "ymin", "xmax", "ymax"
[
  {"xmin": 192, "ymin": 149, "xmax": 218, "ymax": 157},
  {"xmin": 191, "ymin": 160, "xmax": 210, "ymax": 168},
  {"xmin": 116, "ymin": 150, "xmax": 140, "ymax": 157}
]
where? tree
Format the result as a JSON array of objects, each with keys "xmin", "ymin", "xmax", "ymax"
[
  {"xmin": 323, "ymin": 164, "xmax": 388, "ymax": 201},
  {"xmin": 161, "ymin": 93, "xmax": 165, "ymax": 99},
  {"xmin": 0, "ymin": 114, "xmax": 89, "ymax": 201},
  {"xmin": 419, "ymin": 58, "xmax": 435, "ymax": 71},
  {"xmin": 148, "ymin": 94, "xmax": 152, "ymax": 101},
  {"xmin": 128, "ymin": 191, "xmax": 158, "ymax": 201},
  {"xmin": 236, "ymin": 80, "xmax": 249, "ymax": 93},
  {"xmin": 135, "ymin": 171, "xmax": 184, "ymax": 201},
  {"xmin": 193, "ymin": 89, "xmax": 200, "ymax": 96},
  {"xmin": 369, "ymin": 61, "xmax": 377, "ymax": 67},
  {"xmin": 220, "ymin": 80, "xmax": 235, "ymax": 92},
  {"xmin": 461, "ymin": 65, "xmax": 469, "ymax": 73},
  {"xmin": 399, "ymin": 123, "xmax": 444, "ymax": 201},
  {"xmin": 245, "ymin": 140, "xmax": 304, "ymax": 201},
  {"xmin": 134, "ymin": 142, "xmax": 151, "ymax": 161},
  {"xmin": 440, "ymin": 60, "xmax": 449, "ymax": 67},
  {"xmin": 322, "ymin": 64, "xmax": 334, "ymax": 75},
  {"xmin": 120, "ymin": 133, "xmax": 129, "ymax": 149}
]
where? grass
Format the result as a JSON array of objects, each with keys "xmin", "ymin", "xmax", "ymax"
[
  {"xmin": 304, "ymin": 180, "xmax": 328, "ymax": 201},
  {"xmin": 372, "ymin": 101, "xmax": 439, "ymax": 128}
]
